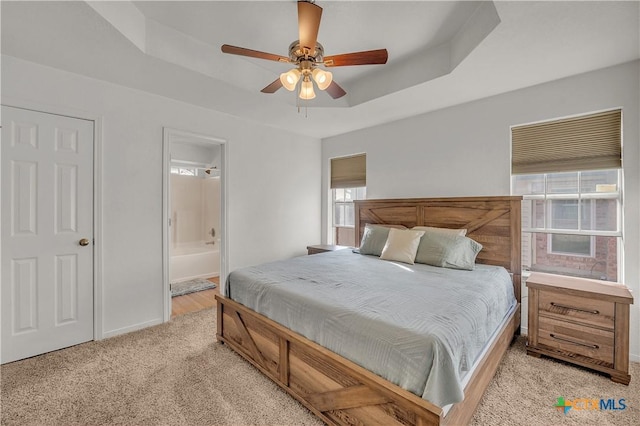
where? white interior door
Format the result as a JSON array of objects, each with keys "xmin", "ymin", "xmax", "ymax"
[{"xmin": 1, "ymin": 106, "xmax": 94, "ymax": 363}]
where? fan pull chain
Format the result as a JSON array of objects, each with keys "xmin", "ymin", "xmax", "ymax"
[
  {"xmin": 295, "ymin": 83, "xmax": 308, "ymax": 118},
  {"xmin": 295, "ymin": 104, "xmax": 309, "ymax": 118}
]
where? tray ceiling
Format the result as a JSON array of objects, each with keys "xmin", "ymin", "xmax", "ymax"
[{"xmin": 2, "ymin": 1, "xmax": 639, "ymax": 138}]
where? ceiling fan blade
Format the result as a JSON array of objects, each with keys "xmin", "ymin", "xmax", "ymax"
[
  {"xmin": 323, "ymin": 49, "xmax": 388, "ymax": 67},
  {"xmin": 261, "ymin": 78, "xmax": 283, "ymax": 94},
  {"xmin": 298, "ymin": 1, "xmax": 322, "ymax": 56},
  {"xmin": 325, "ymin": 81, "xmax": 346, "ymax": 99},
  {"xmin": 221, "ymin": 44, "xmax": 290, "ymax": 63}
]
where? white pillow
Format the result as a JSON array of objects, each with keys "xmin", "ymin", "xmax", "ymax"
[
  {"xmin": 359, "ymin": 224, "xmax": 408, "ymax": 256},
  {"xmin": 412, "ymin": 226, "xmax": 467, "ymax": 236},
  {"xmin": 380, "ymin": 228, "xmax": 425, "ymax": 264}
]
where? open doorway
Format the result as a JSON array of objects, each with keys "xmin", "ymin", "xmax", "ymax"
[{"xmin": 162, "ymin": 128, "xmax": 228, "ymax": 321}]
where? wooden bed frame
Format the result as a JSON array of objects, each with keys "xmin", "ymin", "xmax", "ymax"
[{"xmin": 216, "ymin": 196, "xmax": 522, "ymax": 425}]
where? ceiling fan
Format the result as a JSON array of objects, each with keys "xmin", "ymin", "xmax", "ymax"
[{"xmin": 221, "ymin": 0, "xmax": 388, "ymax": 100}]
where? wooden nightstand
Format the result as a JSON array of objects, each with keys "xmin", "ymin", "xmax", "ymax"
[
  {"xmin": 306, "ymin": 244, "xmax": 351, "ymax": 255},
  {"xmin": 526, "ymin": 272, "xmax": 634, "ymax": 384}
]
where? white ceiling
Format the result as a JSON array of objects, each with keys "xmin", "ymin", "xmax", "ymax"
[{"xmin": 2, "ymin": 1, "xmax": 639, "ymax": 139}]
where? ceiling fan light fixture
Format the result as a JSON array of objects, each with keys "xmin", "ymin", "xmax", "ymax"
[
  {"xmin": 299, "ymin": 77, "xmax": 316, "ymax": 100},
  {"xmin": 221, "ymin": 2, "xmax": 388, "ymax": 102},
  {"xmin": 312, "ymin": 68, "xmax": 332, "ymax": 90},
  {"xmin": 280, "ymin": 69, "xmax": 301, "ymax": 91}
]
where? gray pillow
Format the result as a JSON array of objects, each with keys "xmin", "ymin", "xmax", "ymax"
[
  {"xmin": 414, "ymin": 232, "xmax": 483, "ymax": 270},
  {"xmin": 358, "ymin": 224, "xmax": 392, "ymax": 256}
]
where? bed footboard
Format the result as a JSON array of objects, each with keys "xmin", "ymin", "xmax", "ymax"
[{"xmin": 216, "ymin": 294, "xmax": 521, "ymax": 426}]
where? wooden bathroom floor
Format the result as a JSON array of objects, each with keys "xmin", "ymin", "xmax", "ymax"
[{"xmin": 171, "ymin": 277, "xmax": 220, "ymax": 318}]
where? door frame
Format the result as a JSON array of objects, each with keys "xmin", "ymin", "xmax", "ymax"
[
  {"xmin": 1, "ymin": 97, "xmax": 104, "ymax": 341},
  {"xmin": 162, "ymin": 128, "xmax": 229, "ymax": 322}
]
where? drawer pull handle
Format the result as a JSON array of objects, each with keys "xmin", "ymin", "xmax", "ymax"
[
  {"xmin": 549, "ymin": 333, "xmax": 599, "ymax": 349},
  {"xmin": 550, "ymin": 302, "xmax": 599, "ymax": 315}
]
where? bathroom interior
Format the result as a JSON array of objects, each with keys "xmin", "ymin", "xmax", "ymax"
[{"xmin": 169, "ymin": 139, "xmax": 221, "ymax": 307}]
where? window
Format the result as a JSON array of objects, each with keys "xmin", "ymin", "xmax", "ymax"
[
  {"xmin": 548, "ymin": 199, "xmax": 595, "ymax": 256},
  {"xmin": 549, "ymin": 234, "xmax": 593, "ymax": 256},
  {"xmin": 513, "ymin": 170, "xmax": 621, "ymax": 281},
  {"xmin": 511, "ymin": 109, "xmax": 622, "ymax": 281},
  {"xmin": 170, "ymin": 166, "xmax": 197, "ymax": 176},
  {"xmin": 330, "ymin": 154, "xmax": 366, "ymax": 247},
  {"xmin": 332, "ymin": 187, "xmax": 366, "ymax": 246}
]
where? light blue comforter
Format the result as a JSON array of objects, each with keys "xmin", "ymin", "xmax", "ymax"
[{"xmin": 226, "ymin": 250, "xmax": 516, "ymax": 407}]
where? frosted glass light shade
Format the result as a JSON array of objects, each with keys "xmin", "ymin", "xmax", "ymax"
[
  {"xmin": 280, "ymin": 69, "xmax": 301, "ymax": 91},
  {"xmin": 312, "ymin": 68, "xmax": 333, "ymax": 90},
  {"xmin": 299, "ymin": 78, "xmax": 316, "ymax": 100}
]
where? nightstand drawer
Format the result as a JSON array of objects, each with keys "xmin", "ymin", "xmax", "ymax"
[
  {"xmin": 539, "ymin": 291, "xmax": 614, "ymax": 330},
  {"xmin": 538, "ymin": 316, "xmax": 614, "ymax": 364}
]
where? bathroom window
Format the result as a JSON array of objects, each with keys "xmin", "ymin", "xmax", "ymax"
[{"xmin": 170, "ymin": 167, "xmax": 197, "ymax": 176}]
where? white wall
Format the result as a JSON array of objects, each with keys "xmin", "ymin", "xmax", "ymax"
[
  {"xmin": 2, "ymin": 55, "xmax": 321, "ymax": 338},
  {"xmin": 322, "ymin": 60, "xmax": 640, "ymax": 360},
  {"xmin": 170, "ymin": 174, "xmax": 205, "ymax": 246},
  {"xmin": 171, "ymin": 141, "xmax": 220, "ymax": 169},
  {"xmin": 203, "ymin": 177, "xmax": 221, "ymax": 246}
]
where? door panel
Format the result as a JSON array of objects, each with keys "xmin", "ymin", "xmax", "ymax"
[
  {"xmin": 55, "ymin": 254, "xmax": 78, "ymax": 325},
  {"xmin": 1, "ymin": 106, "xmax": 94, "ymax": 363},
  {"xmin": 11, "ymin": 257, "xmax": 38, "ymax": 333},
  {"xmin": 12, "ymin": 161, "xmax": 38, "ymax": 235},
  {"xmin": 55, "ymin": 163, "xmax": 78, "ymax": 233}
]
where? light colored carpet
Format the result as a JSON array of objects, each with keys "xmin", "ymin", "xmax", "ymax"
[
  {"xmin": 1, "ymin": 309, "xmax": 321, "ymax": 426},
  {"xmin": 2, "ymin": 308, "xmax": 638, "ymax": 425},
  {"xmin": 470, "ymin": 338, "xmax": 639, "ymax": 425}
]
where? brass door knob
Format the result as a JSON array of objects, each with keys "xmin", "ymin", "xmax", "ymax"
[{"xmin": 79, "ymin": 238, "xmax": 90, "ymax": 246}]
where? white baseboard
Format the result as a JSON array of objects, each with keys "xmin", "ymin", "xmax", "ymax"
[{"xmin": 102, "ymin": 317, "xmax": 163, "ymax": 339}]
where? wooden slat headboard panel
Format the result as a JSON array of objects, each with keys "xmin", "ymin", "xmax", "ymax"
[{"xmin": 354, "ymin": 196, "xmax": 523, "ymax": 302}]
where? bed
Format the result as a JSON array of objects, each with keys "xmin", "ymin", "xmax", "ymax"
[{"xmin": 215, "ymin": 196, "xmax": 522, "ymax": 425}]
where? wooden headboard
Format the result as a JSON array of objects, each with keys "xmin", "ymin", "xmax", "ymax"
[{"xmin": 354, "ymin": 196, "xmax": 523, "ymax": 302}]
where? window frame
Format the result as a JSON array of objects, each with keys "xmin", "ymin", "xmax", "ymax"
[
  {"xmin": 331, "ymin": 186, "xmax": 366, "ymax": 245},
  {"xmin": 513, "ymin": 169, "xmax": 622, "ymax": 280},
  {"xmin": 518, "ymin": 170, "xmax": 622, "ymax": 238},
  {"xmin": 332, "ymin": 187, "xmax": 366, "ymax": 229},
  {"xmin": 546, "ymin": 198, "xmax": 597, "ymax": 257}
]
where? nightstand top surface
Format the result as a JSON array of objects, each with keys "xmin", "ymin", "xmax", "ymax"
[{"xmin": 526, "ymin": 272, "xmax": 633, "ymax": 304}]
